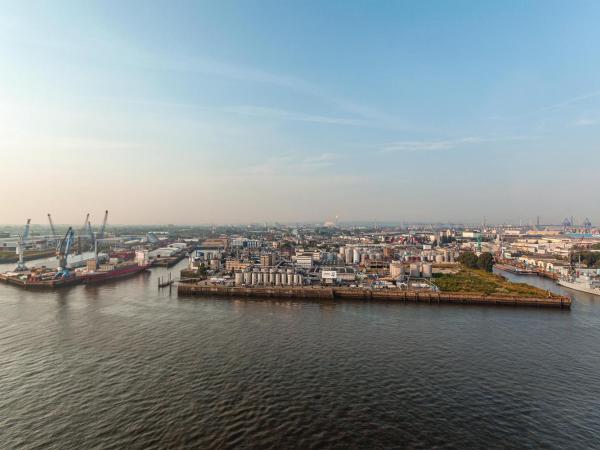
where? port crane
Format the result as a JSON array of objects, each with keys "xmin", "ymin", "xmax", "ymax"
[
  {"xmin": 97, "ymin": 210, "xmax": 108, "ymax": 240},
  {"xmin": 47, "ymin": 213, "xmax": 58, "ymax": 249},
  {"xmin": 15, "ymin": 218, "xmax": 31, "ymax": 272},
  {"xmin": 56, "ymin": 227, "xmax": 75, "ymax": 277}
]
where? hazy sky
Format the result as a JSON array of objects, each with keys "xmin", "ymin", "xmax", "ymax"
[{"xmin": 1, "ymin": 1, "xmax": 599, "ymax": 225}]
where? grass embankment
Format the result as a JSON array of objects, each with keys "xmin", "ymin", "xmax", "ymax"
[{"xmin": 434, "ymin": 268, "xmax": 555, "ymax": 298}]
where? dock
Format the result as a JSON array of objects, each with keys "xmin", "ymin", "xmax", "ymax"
[{"xmin": 177, "ymin": 284, "xmax": 571, "ymax": 309}]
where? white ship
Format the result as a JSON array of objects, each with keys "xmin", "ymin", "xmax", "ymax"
[{"xmin": 558, "ymin": 273, "xmax": 600, "ymax": 296}]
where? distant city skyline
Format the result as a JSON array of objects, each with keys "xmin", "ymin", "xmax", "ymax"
[{"xmin": 1, "ymin": 1, "xmax": 600, "ymax": 224}]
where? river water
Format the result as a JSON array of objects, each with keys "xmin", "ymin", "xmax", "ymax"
[{"xmin": 1, "ymin": 261, "xmax": 599, "ymax": 449}]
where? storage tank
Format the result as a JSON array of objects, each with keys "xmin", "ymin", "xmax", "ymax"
[
  {"xmin": 251, "ymin": 270, "xmax": 259, "ymax": 285},
  {"xmin": 281, "ymin": 272, "xmax": 287, "ymax": 285},
  {"xmin": 389, "ymin": 261, "xmax": 405, "ymax": 278},
  {"xmin": 269, "ymin": 268, "xmax": 276, "ymax": 285},
  {"xmin": 409, "ymin": 263, "xmax": 421, "ymax": 278},
  {"xmin": 287, "ymin": 269, "xmax": 294, "ymax": 285},
  {"xmin": 244, "ymin": 270, "xmax": 252, "ymax": 285},
  {"xmin": 345, "ymin": 247, "xmax": 353, "ymax": 264},
  {"xmin": 295, "ymin": 274, "xmax": 302, "ymax": 285},
  {"xmin": 261, "ymin": 268, "xmax": 269, "ymax": 285},
  {"xmin": 234, "ymin": 271, "xmax": 244, "ymax": 286},
  {"xmin": 353, "ymin": 248, "xmax": 360, "ymax": 264},
  {"xmin": 422, "ymin": 263, "xmax": 433, "ymax": 278},
  {"xmin": 275, "ymin": 272, "xmax": 282, "ymax": 286}
]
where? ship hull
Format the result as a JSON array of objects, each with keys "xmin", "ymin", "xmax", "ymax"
[
  {"xmin": 558, "ymin": 279, "xmax": 600, "ymax": 296},
  {"xmin": 82, "ymin": 264, "xmax": 150, "ymax": 284}
]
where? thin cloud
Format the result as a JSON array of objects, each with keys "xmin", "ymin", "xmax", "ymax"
[
  {"xmin": 540, "ymin": 90, "xmax": 600, "ymax": 112},
  {"xmin": 575, "ymin": 117, "xmax": 599, "ymax": 126},
  {"xmin": 380, "ymin": 136, "xmax": 536, "ymax": 153},
  {"xmin": 223, "ymin": 105, "xmax": 367, "ymax": 127}
]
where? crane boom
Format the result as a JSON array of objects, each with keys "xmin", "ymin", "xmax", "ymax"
[
  {"xmin": 98, "ymin": 210, "xmax": 108, "ymax": 240},
  {"xmin": 87, "ymin": 220, "xmax": 95, "ymax": 243},
  {"xmin": 80, "ymin": 213, "xmax": 90, "ymax": 236},
  {"xmin": 47, "ymin": 214, "xmax": 57, "ymax": 239},
  {"xmin": 15, "ymin": 218, "xmax": 32, "ymax": 271},
  {"xmin": 57, "ymin": 227, "xmax": 75, "ymax": 270}
]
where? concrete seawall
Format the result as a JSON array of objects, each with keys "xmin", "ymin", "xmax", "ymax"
[{"xmin": 177, "ymin": 284, "xmax": 571, "ymax": 309}]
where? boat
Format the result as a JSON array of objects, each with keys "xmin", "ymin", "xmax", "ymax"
[
  {"xmin": 494, "ymin": 264, "xmax": 537, "ymax": 275},
  {"xmin": 558, "ymin": 273, "xmax": 600, "ymax": 296},
  {"xmin": 81, "ymin": 262, "xmax": 151, "ymax": 284}
]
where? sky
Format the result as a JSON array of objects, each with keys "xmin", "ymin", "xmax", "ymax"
[{"xmin": 1, "ymin": 0, "xmax": 599, "ymax": 225}]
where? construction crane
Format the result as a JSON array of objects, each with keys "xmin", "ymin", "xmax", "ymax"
[
  {"xmin": 56, "ymin": 227, "xmax": 75, "ymax": 276},
  {"xmin": 47, "ymin": 213, "xmax": 58, "ymax": 249},
  {"xmin": 15, "ymin": 218, "xmax": 31, "ymax": 272},
  {"xmin": 97, "ymin": 210, "xmax": 108, "ymax": 240}
]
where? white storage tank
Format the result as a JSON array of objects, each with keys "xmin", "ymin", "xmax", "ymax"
[
  {"xmin": 244, "ymin": 270, "xmax": 252, "ymax": 285},
  {"xmin": 275, "ymin": 272, "xmax": 282, "ymax": 285},
  {"xmin": 234, "ymin": 271, "xmax": 244, "ymax": 286},
  {"xmin": 409, "ymin": 263, "xmax": 421, "ymax": 278},
  {"xmin": 422, "ymin": 263, "xmax": 433, "ymax": 278}
]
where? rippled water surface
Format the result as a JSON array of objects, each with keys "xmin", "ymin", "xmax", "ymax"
[{"xmin": 1, "ymin": 261, "xmax": 600, "ymax": 449}]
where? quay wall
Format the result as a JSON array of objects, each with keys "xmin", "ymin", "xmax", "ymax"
[{"xmin": 177, "ymin": 284, "xmax": 571, "ymax": 309}]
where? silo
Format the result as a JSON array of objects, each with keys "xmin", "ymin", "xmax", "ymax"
[
  {"xmin": 345, "ymin": 247, "xmax": 353, "ymax": 264},
  {"xmin": 287, "ymin": 269, "xmax": 294, "ymax": 285},
  {"xmin": 435, "ymin": 254, "xmax": 444, "ymax": 263},
  {"xmin": 353, "ymin": 248, "xmax": 360, "ymax": 264},
  {"xmin": 295, "ymin": 274, "xmax": 302, "ymax": 285},
  {"xmin": 261, "ymin": 268, "xmax": 269, "ymax": 285},
  {"xmin": 409, "ymin": 263, "xmax": 421, "ymax": 278},
  {"xmin": 389, "ymin": 261, "xmax": 404, "ymax": 278},
  {"xmin": 281, "ymin": 271, "xmax": 287, "ymax": 285},
  {"xmin": 269, "ymin": 268, "xmax": 276, "ymax": 285},
  {"xmin": 234, "ymin": 271, "xmax": 244, "ymax": 286},
  {"xmin": 244, "ymin": 270, "xmax": 252, "ymax": 285},
  {"xmin": 275, "ymin": 272, "xmax": 282, "ymax": 286},
  {"xmin": 422, "ymin": 263, "xmax": 433, "ymax": 278},
  {"xmin": 251, "ymin": 270, "xmax": 259, "ymax": 286}
]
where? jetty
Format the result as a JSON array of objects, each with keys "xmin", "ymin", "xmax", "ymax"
[{"xmin": 177, "ymin": 284, "xmax": 571, "ymax": 309}]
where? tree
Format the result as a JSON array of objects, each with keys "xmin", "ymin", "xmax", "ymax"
[
  {"xmin": 477, "ymin": 252, "xmax": 494, "ymax": 272},
  {"xmin": 458, "ymin": 252, "xmax": 479, "ymax": 269}
]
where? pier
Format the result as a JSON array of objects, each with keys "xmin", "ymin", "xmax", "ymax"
[{"xmin": 177, "ymin": 284, "xmax": 571, "ymax": 309}]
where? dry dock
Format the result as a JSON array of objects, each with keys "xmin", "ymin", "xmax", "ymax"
[{"xmin": 178, "ymin": 284, "xmax": 571, "ymax": 309}]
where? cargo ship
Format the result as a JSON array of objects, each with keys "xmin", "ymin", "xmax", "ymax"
[
  {"xmin": 81, "ymin": 262, "xmax": 150, "ymax": 284},
  {"xmin": 80, "ymin": 251, "xmax": 151, "ymax": 284}
]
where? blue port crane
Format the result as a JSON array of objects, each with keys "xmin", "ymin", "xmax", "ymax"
[{"xmin": 56, "ymin": 227, "xmax": 75, "ymax": 276}]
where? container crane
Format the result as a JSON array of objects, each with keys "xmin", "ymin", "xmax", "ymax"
[
  {"xmin": 56, "ymin": 227, "xmax": 75, "ymax": 276},
  {"xmin": 15, "ymin": 218, "xmax": 31, "ymax": 272}
]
